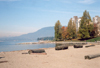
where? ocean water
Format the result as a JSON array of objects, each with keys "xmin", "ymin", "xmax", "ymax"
[{"xmin": 0, "ymin": 41, "xmax": 55, "ymax": 52}]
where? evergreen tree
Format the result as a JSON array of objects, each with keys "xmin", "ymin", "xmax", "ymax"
[
  {"xmin": 54, "ymin": 20, "xmax": 62, "ymax": 41},
  {"xmin": 78, "ymin": 10, "xmax": 93, "ymax": 39},
  {"xmin": 67, "ymin": 19, "xmax": 73, "ymax": 39},
  {"xmin": 72, "ymin": 22, "xmax": 77, "ymax": 38},
  {"xmin": 67, "ymin": 19, "xmax": 77, "ymax": 39}
]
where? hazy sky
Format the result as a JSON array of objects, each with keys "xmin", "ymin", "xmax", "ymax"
[{"xmin": 0, "ymin": 0, "xmax": 100, "ymax": 37}]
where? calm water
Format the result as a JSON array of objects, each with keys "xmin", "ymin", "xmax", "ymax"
[{"xmin": 0, "ymin": 41, "xmax": 55, "ymax": 52}]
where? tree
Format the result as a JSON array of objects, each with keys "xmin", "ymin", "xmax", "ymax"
[
  {"xmin": 61, "ymin": 26, "xmax": 67, "ymax": 41},
  {"xmin": 67, "ymin": 19, "xmax": 77, "ymax": 39},
  {"xmin": 88, "ymin": 24, "xmax": 94, "ymax": 38},
  {"xmin": 78, "ymin": 10, "xmax": 94, "ymax": 39},
  {"xmin": 67, "ymin": 19, "xmax": 73, "ymax": 39},
  {"xmin": 54, "ymin": 20, "xmax": 62, "ymax": 41},
  {"xmin": 72, "ymin": 22, "xmax": 77, "ymax": 39}
]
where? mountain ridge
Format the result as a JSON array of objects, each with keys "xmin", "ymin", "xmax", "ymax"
[{"xmin": 0, "ymin": 26, "xmax": 55, "ymax": 41}]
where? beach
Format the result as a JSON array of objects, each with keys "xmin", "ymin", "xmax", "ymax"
[{"xmin": 0, "ymin": 44, "xmax": 100, "ymax": 68}]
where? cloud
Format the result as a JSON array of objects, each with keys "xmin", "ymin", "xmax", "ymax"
[
  {"xmin": 79, "ymin": 0, "xmax": 95, "ymax": 4},
  {"xmin": 0, "ymin": 0, "xmax": 20, "ymax": 1}
]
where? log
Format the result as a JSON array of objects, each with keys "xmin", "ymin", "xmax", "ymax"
[
  {"xmin": 74, "ymin": 45, "xmax": 83, "ymax": 48},
  {"xmin": 85, "ymin": 54, "xmax": 100, "ymax": 59},
  {"xmin": 55, "ymin": 45, "xmax": 68, "ymax": 50},
  {"xmin": 0, "ymin": 61, "xmax": 8, "ymax": 63},
  {"xmin": 85, "ymin": 45, "xmax": 95, "ymax": 48},
  {"xmin": 55, "ymin": 44, "xmax": 63, "ymax": 47},
  {"xmin": 22, "ymin": 53, "xmax": 28, "ymax": 54},
  {"xmin": 0, "ymin": 57, "xmax": 4, "ymax": 59},
  {"xmin": 28, "ymin": 49, "xmax": 45, "ymax": 54}
]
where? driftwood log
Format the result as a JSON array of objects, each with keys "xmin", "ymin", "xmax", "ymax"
[
  {"xmin": 74, "ymin": 45, "xmax": 83, "ymax": 48},
  {"xmin": 28, "ymin": 49, "xmax": 45, "ymax": 54},
  {"xmin": 55, "ymin": 45, "xmax": 68, "ymax": 50},
  {"xmin": 85, "ymin": 54, "xmax": 100, "ymax": 59},
  {"xmin": 0, "ymin": 61, "xmax": 8, "ymax": 63},
  {"xmin": 85, "ymin": 45, "xmax": 95, "ymax": 48}
]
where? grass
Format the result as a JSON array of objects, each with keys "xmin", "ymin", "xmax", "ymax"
[
  {"xmin": 86, "ymin": 36, "xmax": 100, "ymax": 42},
  {"xmin": 53, "ymin": 36, "xmax": 100, "ymax": 42}
]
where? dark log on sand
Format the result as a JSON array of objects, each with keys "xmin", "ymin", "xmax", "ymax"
[
  {"xmin": 0, "ymin": 61, "xmax": 8, "ymax": 63},
  {"xmin": 28, "ymin": 49, "xmax": 45, "ymax": 54},
  {"xmin": 85, "ymin": 54, "xmax": 100, "ymax": 59},
  {"xmin": 22, "ymin": 53, "xmax": 28, "ymax": 54},
  {"xmin": 0, "ymin": 57, "xmax": 4, "ymax": 59},
  {"xmin": 85, "ymin": 45, "xmax": 95, "ymax": 48},
  {"xmin": 55, "ymin": 45, "xmax": 68, "ymax": 50},
  {"xmin": 74, "ymin": 45, "xmax": 83, "ymax": 48}
]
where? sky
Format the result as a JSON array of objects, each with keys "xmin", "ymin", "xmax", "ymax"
[{"xmin": 0, "ymin": 0, "xmax": 100, "ymax": 38}]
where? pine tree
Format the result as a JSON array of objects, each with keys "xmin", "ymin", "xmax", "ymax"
[
  {"xmin": 78, "ymin": 10, "xmax": 93, "ymax": 39},
  {"xmin": 54, "ymin": 20, "xmax": 62, "ymax": 41},
  {"xmin": 67, "ymin": 19, "xmax": 73, "ymax": 39},
  {"xmin": 72, "ymin": 22, "xmax": 77, "ymax": 38},
  {"xmin": 67, "ymin": 19, "xmax": 77, "ymax": 40}
]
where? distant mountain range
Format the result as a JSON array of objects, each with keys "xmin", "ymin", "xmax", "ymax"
[{"xmin": 0, "ymin": 26, "xmax": 55, "ymax": 41}]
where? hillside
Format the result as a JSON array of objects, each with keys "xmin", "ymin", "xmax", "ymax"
[{"xmin": 0, "ymin": 26, "xmax": 55, "ymax": 41}]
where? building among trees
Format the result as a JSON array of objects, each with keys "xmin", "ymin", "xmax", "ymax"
[
  {"xmin": 93, "ymin": 16, "xmax": 100, "ymax": 23},
  {"xmin": 54, "ymin": 10, "xmax": 100, "ymax": 41},
  {"xmin": 70, "ymin": 14, "xmax": 100, "ymax": 38},
  {"xmin": 98, "ymin": 22, "xmax": 100, "ymax": 36},
  {"xmin": 71, "ymin": 16, "xmax": 81, "ymax": 32},
  {"xmin": 93, "ymin": 16, "xmax": 100, "ymax": 36}
]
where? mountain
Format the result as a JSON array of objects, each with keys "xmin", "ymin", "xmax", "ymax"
[{"xmin": 0, "ymin": 26, "xmax": 55, "ymax": 41}]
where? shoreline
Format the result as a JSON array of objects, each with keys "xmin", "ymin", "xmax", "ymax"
[
  {"xmin": 0, "ymin": 47, "xmax": 54, "ymax": 53},
  {"xmin": 1, "ymin": 42, "xmax": 100, "ymax": 53},
  {"xmin": 18, "ymin": 41, "xmax": 100, "ymax": 45}
]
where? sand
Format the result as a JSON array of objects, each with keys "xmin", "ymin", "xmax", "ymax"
[{"xmin": 0, "ymin": 44, "xmax": 100, "ymax": 68}]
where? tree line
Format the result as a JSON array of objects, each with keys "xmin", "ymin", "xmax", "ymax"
[
  {"xmin": 54, "ymin": 10, "xmax": 98, "ymax": 41},
  {"xmin": 37, "ymin": 37, "xmax": 54, "ymax": 40}
]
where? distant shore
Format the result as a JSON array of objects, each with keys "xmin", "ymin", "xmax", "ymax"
[{"xmin": 18, "ymin": 40, "xmax": 100, "ymax": 45}]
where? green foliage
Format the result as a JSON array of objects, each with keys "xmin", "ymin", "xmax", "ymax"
[
  {"xmin": 54, "ymin": 20, "xmax": 62, "ymax": 41},
  {"xmin": 72, "ymin": 22, "xmax": 77, "ymax": 38},
  {"xmin": 86, "ymin": 36, "xmax": 100, "ymax": 42},
  {"xmin": 87, "ymin": 24, "xmax": 94, "ymax": 38},
  {"xmin": 79, "ymin": 25, "xmax": 90, "ymax": 39},
  {"xmin": 67, "ymin": 19, "xmax": 77, "ymax": 39},
  {"xmin": 37, "ymin": 37, "xmax": 54, "ymax": 40},
  {"xmin": 78, "ymin": 10, "xmax": 94, "ymax": 39},
  {"xmin": 67, "ymin": 19, "xmax": 73, "ymax": 39}
]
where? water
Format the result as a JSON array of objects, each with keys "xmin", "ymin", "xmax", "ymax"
[{"xmin": 0, "ymin": 41, "xmax": 55, "ymax": 52}]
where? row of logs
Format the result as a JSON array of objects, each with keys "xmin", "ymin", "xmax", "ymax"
[{"xmin": 27, "ymin": 44, "xmax": 100, "ymax": 60}]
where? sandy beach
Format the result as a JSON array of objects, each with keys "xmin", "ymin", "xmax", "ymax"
[{"xmin": 0, "ymin": 44, "xmax": 100, "ymax": 68}]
